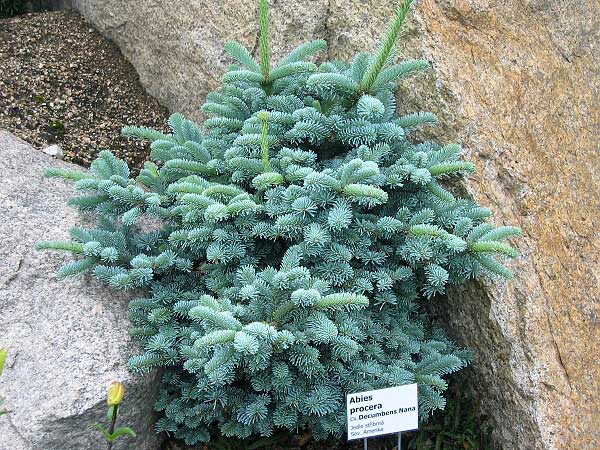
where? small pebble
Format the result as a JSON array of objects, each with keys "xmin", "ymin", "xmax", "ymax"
[{"xmin": 42, "ymin": 144, "xmax": 64, "ymax": 159}]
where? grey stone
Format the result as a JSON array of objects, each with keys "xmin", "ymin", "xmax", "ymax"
[
  {"xmin": 0, "ymin": 131, "xmax": 162, "ymax": 450},
  {"xmin": 42, "ymin": 144, "xmax": 64, "ymax": 159}
]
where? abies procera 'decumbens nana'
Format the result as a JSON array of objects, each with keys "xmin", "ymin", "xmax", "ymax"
[{"xmin": 38, "ymin": 0, "xmax": 520, "ymax": 444}]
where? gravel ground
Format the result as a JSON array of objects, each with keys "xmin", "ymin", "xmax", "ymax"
[{"xmin": 0, "ymin": 9, "xmax": 169, "ymax": 171}]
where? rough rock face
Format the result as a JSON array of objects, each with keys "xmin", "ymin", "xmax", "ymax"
[
  {"xmin": 68, "ymin": 2, "xmax": 600, "ymax": 448},
  {"xmin": 326, "ymin": 3, "xmax": 600, "ymax": 450},
  {"xmin": 0, "ymin": 131, "xmax": 162, "ymax": 450}
]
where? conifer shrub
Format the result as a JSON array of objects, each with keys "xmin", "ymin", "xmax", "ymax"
[{"xmin": 38, "ymin": 0, "xmax": 520, "ymax": 445}]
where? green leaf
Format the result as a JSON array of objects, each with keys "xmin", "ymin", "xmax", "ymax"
[
  {"xmin": 91, "ymin": 423, "xmax": 111, "ymax": 441},
  {"xmin": 107, "ymin": 405, "xmax": 116, "ymax": 421},
  {"xmin": 108, "ymin": 426, "xmax": 137, "ymax": 441},
  {"xmin": 0, "ymin": 348, "xmax": 7, "ymax": 376}
]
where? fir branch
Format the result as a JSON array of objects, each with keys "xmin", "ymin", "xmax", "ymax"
[
  {"xmin": 224, "ymin": 42, "xmax": 261, "ymax": 72},
  {"xmin": 470, "ymin": 241, "xmax": 518, "ymax": 257},
  {"xmin": 57, "ymin": 258, "xmax": 97, "ymax": 278},
  {"xmin": 257, "ymin": 111, "xmax": 271, "ymax": 171},
  {"xmin": 258, "ymin": 0, "xmax": 270, "ymax": 81},
  {"xmin": 358, "ymin": 0, "xmax": 414, "ymax": 93},
  {"xmin": 195, "ymin": 330, "xmax": 237, "ymax": 349},
  {"xmin": 478, "ymin": 255, "xmax": 514, "ymax": 278},
  {"xmin": 44, "ymin": 167, "xmax": 92, "ymax": 181},
  {"xmin": 278, "ymin": 39, "xmax": 327, "ymax": 66},
  {"xmin": 313, "ymin": 293, "xmax": 369, "ymax": 310},
  {"xmin": 122, "ymin": 125, "xmax": 170, "ymax": 142},
  {"xmin": 35, "ymin": 241, "xmax": 85, "ymax": 254}
]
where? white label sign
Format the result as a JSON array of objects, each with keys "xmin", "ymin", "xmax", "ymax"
[{"xmin": 346, "ymin": 384, "xmax": 418, "ymax": 440}]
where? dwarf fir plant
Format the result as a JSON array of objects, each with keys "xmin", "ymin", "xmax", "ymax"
[{"xmin": 38, "ymin": 0, "xmax": 519, "ymax": 445}]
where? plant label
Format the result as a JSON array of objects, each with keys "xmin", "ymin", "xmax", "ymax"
[{"xmin": 346, "ymin": 384, "xmax": 418, "ymax": 440}]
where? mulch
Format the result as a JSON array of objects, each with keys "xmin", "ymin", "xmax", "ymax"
[{"xmin": 0, "ymin": 9, "xmax": 169, "ymax": 171}]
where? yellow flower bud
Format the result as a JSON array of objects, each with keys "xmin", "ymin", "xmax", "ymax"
[
  {"xmin": 107, "ymin": 381, "xmax": 125, "ymax": 406},
  {"xmin": 0, "ymin": 348, "xmax": 6, "ymax": 376}
]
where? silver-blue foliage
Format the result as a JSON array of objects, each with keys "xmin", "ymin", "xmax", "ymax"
[{"xmin": 38, "ymin": 0, "xmax": 519, "ymax": 444}]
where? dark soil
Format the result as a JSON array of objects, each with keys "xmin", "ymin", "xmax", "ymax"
[
  {"xmin": 165, "ymin": 435, "xmax": 375, "ymax": 450},
  {"xmin": 0, "ymin": 9, "xmax": 168, "ymax": 170}
]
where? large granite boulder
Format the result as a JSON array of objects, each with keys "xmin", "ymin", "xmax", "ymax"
[
  {"xmin": 0, "ymin": 131, "xmax": 162, "ymax": 450},
  {"xmin": 67, "ymin": 2, "xmax": 600, "ymax": 448}
]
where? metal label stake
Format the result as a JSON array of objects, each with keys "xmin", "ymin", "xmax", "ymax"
[{"xmin": 362, "ymin": 432, "xmax": 401, "ymax": 450}]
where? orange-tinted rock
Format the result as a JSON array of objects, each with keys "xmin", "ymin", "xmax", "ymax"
[{"xmin": 327, "ymin": 1, "xmax": 599, "ymax": 448}]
